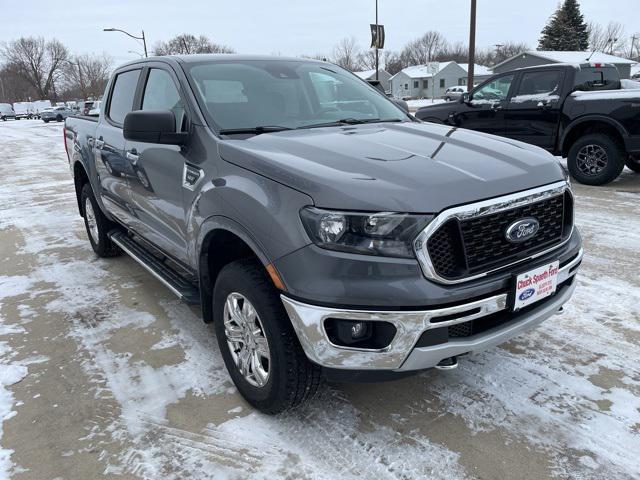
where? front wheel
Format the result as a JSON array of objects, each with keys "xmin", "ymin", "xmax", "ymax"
[
  {"xmin": 214, "ymin": 260, "xmax": 321, "ymax": 414},
  {"xmin": 567, "ymin": 133, "xmax": 625, "ymax": 186},
  {"xmin": 80, "ymin": 183, "xmax": 121, "ymax": 257},
  {"xmin": 625, "ymin": 155, "xmax": 640, "ymax": 173}
]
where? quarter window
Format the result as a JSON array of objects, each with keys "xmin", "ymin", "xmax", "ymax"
[
  {"xmin": 108, "ymin": 69, "xmax": 140, "ymax": 125},
  {"xmin": 142, "ymin": 69, "xmax": 185, "ymax": 130}
]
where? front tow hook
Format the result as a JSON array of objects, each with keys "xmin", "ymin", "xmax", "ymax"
[{"xmin": 435, "ymin": 357, "xmax": 459, "ymax": 370}]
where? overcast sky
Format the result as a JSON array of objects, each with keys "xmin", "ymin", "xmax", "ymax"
[{"xmin": 3, "ymin": 0, "xmax": 638, "ymax": 64}]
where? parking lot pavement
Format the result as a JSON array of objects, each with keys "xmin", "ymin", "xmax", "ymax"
[{"xmin": 0, "ymin": 119, "xmax": 639, "ymax": 480}]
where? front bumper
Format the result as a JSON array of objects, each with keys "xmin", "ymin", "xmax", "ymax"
[{"xmin": 281, "ymin": 248, "xmax": 582, "ymax": 371}]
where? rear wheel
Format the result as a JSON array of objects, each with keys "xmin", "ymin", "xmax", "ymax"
[
  {"xmin": 80, "ymin": 183, "xmax": 121, "ymax": 257},
  {"xmin": 625, "ymin": 155, "xmax": 640, "ymax": 173},
  {"xmin": 567, "ymin": 133, "xmax": 625, "ymax": 186},
  {"xmin": 213, "ymin": 259, "xmax": 321, "ymax": 414},
  {"xmin": 56, "ymin": 114, "xmax": 63, "ymax": 122}
]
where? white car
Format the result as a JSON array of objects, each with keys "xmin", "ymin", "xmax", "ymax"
[
  {"xmin": 443, "ymin": 86, "xmax": 468, "ymax": 101},
  {"xmin": 87, "ymin": 100, "xmax": 102, "ymax": 116}
]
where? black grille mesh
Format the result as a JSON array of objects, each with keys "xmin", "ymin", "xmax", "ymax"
[{"xmin": 427, "ymin": 192, "xmax": 570, "ymax": 280}]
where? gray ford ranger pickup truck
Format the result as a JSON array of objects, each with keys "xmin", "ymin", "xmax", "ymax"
[{"xmin": 65, "ymin": 55, "xmax": 583, "ymax": 414}]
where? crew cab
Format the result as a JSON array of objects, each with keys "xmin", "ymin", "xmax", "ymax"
[
  {"xmin": 65, "ymin": 55, "xmax": 582, "ymax": 413},
  {"xmin": 416, "ymin": 63, "xmax": 640, "ymax": 185}
]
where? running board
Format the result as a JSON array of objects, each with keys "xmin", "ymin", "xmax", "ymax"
[{"xmin": 109, "ymin": 230, "xmax": 200, "ymax": 305}]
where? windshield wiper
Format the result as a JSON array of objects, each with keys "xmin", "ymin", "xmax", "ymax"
[
  {"xmin": 219, "ymin": 125, "xmax": 294, "ymax": 135},
  {"xmin": 301, "ymin": 118, "xmax": 405, "ymax": 129}
]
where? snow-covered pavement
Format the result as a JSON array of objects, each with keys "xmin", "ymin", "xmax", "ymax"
[{"xmin": 1, "ymin": 119, "xmax": 639, "ymax": 480}]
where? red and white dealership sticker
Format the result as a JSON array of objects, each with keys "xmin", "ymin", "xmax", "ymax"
[{"xmin": 513, "ymin": 261, "xmax": 559, "ymax": 311}]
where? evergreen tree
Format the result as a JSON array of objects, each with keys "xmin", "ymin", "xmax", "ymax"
[{"xmin": 538, "ymin": 0, "xmax": 590, "ymax": 51}]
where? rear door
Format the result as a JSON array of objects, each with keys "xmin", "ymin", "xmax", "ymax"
[
  {"xmin": 123, "ymin": 65, "xmax": 191, "ymax": 264},
  {"xmin": 450, "ymin": 74, "xmax": 515, "ymax": 136},
  {"xmin": 504, "ymin": 69, "xmax": 564, "ymax": 150},
  {"xmin": 94, "ymin": 67, "xmax": 142, "ymax": 225}
]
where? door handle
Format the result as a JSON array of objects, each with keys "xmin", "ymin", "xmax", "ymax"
[
  {"xmin": 95, "ymin": 138, "xmax": 104, "ymax": 149},
  {"xmin": 126, "ymin": 150, "xmax": 139, "ymax": 164},
  {"xmin": 491, "ymin": 104, "xmax": 503, "ymax": 111}
]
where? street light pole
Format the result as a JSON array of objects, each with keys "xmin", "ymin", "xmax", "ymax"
[
  {"xmin": 103, "ymin": 28, "xmax": 148, "ymax": 57},
  {"xmin": 467, "ymin": 0, "xmax": 477, "ymax": 90},
  {"xmin": 375, "ymin": 0, "xmax": 379, "ymax": 81}
]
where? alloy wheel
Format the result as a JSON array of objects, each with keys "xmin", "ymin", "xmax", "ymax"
[
  {"xmin": 84, "ymin": 197, "xmax": 99, "ymax": 244},
  {"xmin": 576, "ymin": 144, "xmax": 608, "ymax": 176},
  {"xmin": 223, "ymin": 292, "xmax": 271, "ymax": 387}
]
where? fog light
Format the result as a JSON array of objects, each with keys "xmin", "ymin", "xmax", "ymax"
[{"xmin": 351, "ymin": 321, "xmax": 367, "ymax": 339}]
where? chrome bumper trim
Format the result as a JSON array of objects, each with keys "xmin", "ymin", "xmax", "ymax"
[
  {"xmin": 413, "ymin": 181, "xmax": 573, "ymax": 285},
  {"xmin": 281, "ymin": 247, "xmax": 582, "ymax": 371}
]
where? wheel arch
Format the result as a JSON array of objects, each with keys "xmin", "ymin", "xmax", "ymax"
[
  {"xmin": 560, "ymin": 116, "xmax": 627, "ymax": 158},
  {"xmin": 196, "ymin": 217, "xmax": 281, "ymax": 324},
  {"xmin": 73, "ymin": 160, "xmax": 90, "ymax": 216}
]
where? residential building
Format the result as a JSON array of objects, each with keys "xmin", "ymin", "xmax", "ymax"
[
  {"xmin": 458, "ymin": 63, "xmax": 493, "ymax": 85},
  {"xmin": 492, "ymin": 51, "xmax": 636, "ymax": 79},
  {"xmin": 353, "ymin": 69, "xmax": 392, "ymax": 93},
  {"xmin": 389, "ymin": 62, "xmax": 467, "ymax": 99}
]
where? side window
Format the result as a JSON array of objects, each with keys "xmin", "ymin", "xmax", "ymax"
[
  {"xmin": 142, "ymin": 69, "xmax": 185, "ymax": 131},
  {"xmin": 108, "ymin": 69, "xmax": 140, "ymax": 125},
  {"xmin": 471, "ymin": 74, "xmax": 514, "ymax": 104},
  {"xmin": 511, "ymin": 71, "xmax": 562, "ymax": 104}
]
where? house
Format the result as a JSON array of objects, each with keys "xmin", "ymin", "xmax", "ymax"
[
  {"xmin": 353, "ymin": 69, "xmax": 392, "ymax": 93},
  {"xmin": 458, "ymin": 63, "xmax": 493, "ymax": 85},
  {"xmin": 389, "ymin": 62, "xmax": 468, "ymax": 99},
  {"xmin": 492, "ymin": 51, "xmax": 636, "ymax": 79}
]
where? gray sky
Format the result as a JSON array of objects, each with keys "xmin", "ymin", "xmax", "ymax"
[{"xmin": 3, "ymin": 0, "xmax": 638, "ymax": 64}]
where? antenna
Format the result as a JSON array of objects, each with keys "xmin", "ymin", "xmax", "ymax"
[{"xmin": 585, "ymin": 50, "xmax": 596, "ymax": 62}]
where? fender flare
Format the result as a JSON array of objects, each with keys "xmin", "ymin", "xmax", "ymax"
[
  {"xmin": 560, "ymin": 115, "xmax": 629, "ymax": 154},
  {"xmin": 196, "ymin": 215, "xmax": 273, "ymax": 323}
]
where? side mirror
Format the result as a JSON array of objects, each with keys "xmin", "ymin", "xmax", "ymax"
[
  {"xmin": 123, "ymin": 110, "xmax": 187, "ymax": 145},
  {"xmin": 461, "ymin": 92, "xmax": 470, "ymax": 104},
  {"xmin": 391, "ymin": 98, "xmax": 409, "ymax": 113}
]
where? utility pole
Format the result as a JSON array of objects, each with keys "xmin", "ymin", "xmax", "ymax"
[
  {"xmin": 631, "ymin": 35, "xmax": 638, "ymax": 60},
  {"xmin": 375, "ymin": 0, "xmax": 379, "ymax": 81},
  {"xmin": 467, "ymin": 0, "xmax": 477, "ymax": 90}
]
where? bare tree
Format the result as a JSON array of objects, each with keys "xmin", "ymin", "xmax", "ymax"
[
  {"xmin": 400, "ymin": 31, "xmax": 446, "ymax": 66},
  {"xmin": 63, "ymin": 53, "xmax": 112, "ymax": 99},
  {"xmin": 331, "ymin": 37, "xmax": 363, "ymax": 71},
  {"xmin": 154, "ymin": 34, "xmax": 234, "ymax": 55},
  {"xmin": 1, "ymin": 37, "xmax": 69, "ymax": 99},
  {"xmin": 588, "ymin": 21, "xmax": 626, "ymax": 54}
]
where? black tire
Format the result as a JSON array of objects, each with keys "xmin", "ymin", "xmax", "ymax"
[
  {"xmin": 567, "ymin": 133, "xmax": 625, "ymax": 186},
  {"xmin": 625, "ymin": 155, "xmax": 640, "ymax": 173},
  {"xmin": 444, "ymin": 96, "xmax": 451, "ymax": 101},
  {"xmin": 80, "ymin": 183, "xmax": 121, "ymax": 257},
  {"xmin": 213, "ymin": 259, "xmax": 321, "ymax": 414},
  {"xmin": 56, "ymin": 115, "xmax": 63, "ymax": 122},
  {"xmin": 43, "ymin": 119, "xmax": 49, "ymax": 123}
]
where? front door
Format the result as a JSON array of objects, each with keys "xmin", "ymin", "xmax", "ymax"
[
  {"xmin": 504, "ymin": 69, "xmax": 564, "ymax": 150},
  {"xmin": 123, "ymin": 66, "xmax": 191, "ymax": 264},
  {"xmin": 94, "ymin": 68, "xmax": 142, "ymax": 225},
  {"xmin": 450, "ymin": 74, "xmax": 515, "ymax": 137}
]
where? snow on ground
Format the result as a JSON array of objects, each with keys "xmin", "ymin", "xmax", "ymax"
[
  {"xmin": 0, "ymin": 119, "xmax": 639, "ymax": 479},
  {"xmin": 407, "ymin": 98, "xmax": 446, "ymax": 111}
]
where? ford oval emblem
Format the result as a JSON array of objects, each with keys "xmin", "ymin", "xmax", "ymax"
[
  {"xmin": 505, "ymin": 217, "xmax": 540, "ymax": 243},
  {"xmin": 519, "ymin": 288, "xmax": 536, "ymax": 301}
]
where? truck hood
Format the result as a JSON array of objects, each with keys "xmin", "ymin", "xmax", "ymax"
[{"xmin": 218, "ymin": 122, "xmax": 566, "ymax": 213}]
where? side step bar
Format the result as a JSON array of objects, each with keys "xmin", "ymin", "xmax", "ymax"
[{"xmin": 109, "ymin": 230, "xmax": 200, "ymax": 305}]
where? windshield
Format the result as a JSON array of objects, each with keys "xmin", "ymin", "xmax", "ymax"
[{"xmin": 185, "ymin": 59, "xmax": 408, "ymax": 132}]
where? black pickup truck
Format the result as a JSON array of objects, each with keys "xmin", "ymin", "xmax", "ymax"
[{"xmin": 415, "ymin": 63, "xmax": 640, "ymax": 185}]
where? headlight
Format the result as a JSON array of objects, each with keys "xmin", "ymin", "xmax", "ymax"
[{"xmin": 300, "ymin": 207, "xmax": 433, "ymax": 258}]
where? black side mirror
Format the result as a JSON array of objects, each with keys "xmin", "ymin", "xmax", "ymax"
[
  {"xmin": 123, "ymin": 110, "xmax": 187, "ymax": 145},
  {"xmin": 461, "ymin": 92, "xmax": 470, "ymax": 104}
]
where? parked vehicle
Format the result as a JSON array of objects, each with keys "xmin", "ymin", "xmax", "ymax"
[
  {"xmin": 65, "ymin": 55, "xmax": 582, "ymax": 413},
  {"xmin": 41, "ymin": 105, "xmax": 74, "ymax": 123},
  {"xmin": 33, "ymin": 100, "xmax": 52, "ymax": 118},
  {"xmin": 13, "ymin": 102, "xmax": 36, "ymax": 119},
  {"xmin": 88, "ymin": 100, "xmax": 102, "ymax": 116},
  {"xmin": 81, "ymin": 101, "xmax": 96, "ymax": 115},
  {"xmin": 443, "ymin": 86, "xmax": 467, "ymax": 101},
  {"xmin": 416, "ymin": 63, "xmax": 640, "ymax": 185},
  {"xmin": 0, "ymin": 103, "xmax": 17, "ymax": 121}
]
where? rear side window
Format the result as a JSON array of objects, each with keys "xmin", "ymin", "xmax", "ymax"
[
  {"xmin": 108, "ymin": 69, "xmax": 140, "ymax": 125},
  {"xmin": 574, "ymin": 67, "xmax": 621, "ymax": 91},
  {"xmin": 511, "ymin": 71, "xmax": 562, "ymax": 104}
]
